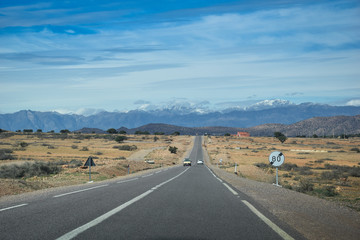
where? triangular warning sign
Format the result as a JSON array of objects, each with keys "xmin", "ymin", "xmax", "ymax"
[{"xmin": 84, "ymin": 157, "xmax": 96, "ymax": 166}]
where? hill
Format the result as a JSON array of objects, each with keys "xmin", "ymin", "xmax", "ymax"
[{"xmin": 73, "ymin": 115, "xmax": 360, "ymax": 137}]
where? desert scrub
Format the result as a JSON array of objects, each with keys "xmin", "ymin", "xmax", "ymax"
[
  {"xmin": 296, "ymin": 178, "xmax": 314, "ymax": 193},
  {"xmin": 314, "ymin": 185, "xmax": 338, "ymax": 197},
  {"xmin": 0, "ymin": 161, "xmax": 62, "ymax": 178},
  {"xmin": 113, "ymin": 145, "xmax": 137, "ymax": 151},
  {"xmin": 0, "ymin": 149, "xmax": 15, "ymax": 160}
]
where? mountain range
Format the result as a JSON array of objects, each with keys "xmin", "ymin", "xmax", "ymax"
[
  {"xmin": 0, "ymin": 101, "xmax": 359, "ymax": 136},
  {"xmin": 76, "ymin": 115, "xmax": 360, "ymax": 137}
]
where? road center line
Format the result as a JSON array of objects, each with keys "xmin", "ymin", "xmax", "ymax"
[
  {"xmin": 0, "ymin": 203, "xmax": 28, "ymax": 212},
  {"xmin": 242, "ymin": 200, "xmax": 294, "ymax": 240},
  {"xmin": 57, "ymin": 168, "xmax": 189, "ymax": 240},
  {"xmin": 54, "ymin": 184, "xmax": 108, "ymax": 198},
  {"xmin": 117, "ymin": 178, "xmax": 138, "ymax": 184}
]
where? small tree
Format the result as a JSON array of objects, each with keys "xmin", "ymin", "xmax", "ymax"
[
  {"xmin": 168, "ymin": 146, "xmax": 178, "ymax": 154},
  {"xmin": 107, "ymin": 128, "xmax": 118, "ymax": 134},
  {"xmin": 171, "ymin": 131, "xmax": 180, "ymax": 136},
  {"xmin": 274, "ymin": 132, "xmax": 287, "ymax": 144},
  {"xmin": 115, "ymin": 136, "xmax": 127, "ymax": 143}
]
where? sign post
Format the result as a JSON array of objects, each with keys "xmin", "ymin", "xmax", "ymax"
[
  {"xmin": 269, "ymin": 151, "xmax": 285, "ymax": 187},
  {"xmin": 84, "ymin": 156, "xmax": 96, "ymax": 183}
]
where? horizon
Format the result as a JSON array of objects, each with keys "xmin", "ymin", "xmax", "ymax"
[{"xmin": 1, "ymin": 0, "xmax": 360, "ymax": 114}]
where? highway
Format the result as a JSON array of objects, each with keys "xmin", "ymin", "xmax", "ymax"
[{"xmin": 0, "ymin": 136, "xmax": 301, "ymax": 239}]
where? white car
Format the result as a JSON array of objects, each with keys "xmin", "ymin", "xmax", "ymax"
[{"xmin": 197, "ymin": 160, "xmax": 204, "ymax": 165}]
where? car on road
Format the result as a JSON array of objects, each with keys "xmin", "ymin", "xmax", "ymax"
[
  {"xmin": 183, "ymin": 158, "xmax": 191, "ymax": 166},
  {"xmin": 197, "ymin": 160, "xmax": 204, "ymax": 165}
]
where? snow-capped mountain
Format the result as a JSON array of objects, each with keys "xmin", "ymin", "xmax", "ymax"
[
  {"xmin": 245, "ymin": 99, "xmax": 295, "ymax": 111},
  {"xmin": 135, "ymin": 100, "xmax": 211, "ymax": 114},
  {"xmin": 1, "ymin": 100, "xmax": 360, "ymax": 132}
]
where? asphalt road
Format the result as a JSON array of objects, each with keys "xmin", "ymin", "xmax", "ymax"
[{"xmin": 0, "ymin": 136, "xmax": 302, "ymax": 239}]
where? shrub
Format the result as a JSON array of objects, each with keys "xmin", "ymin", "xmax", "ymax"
[
  {"xmin": 274, "ymin": 132, "xmax": 287, "ymax": 143},
  {"xmin": 0, "ymin": 161, "xmax": 62, "ymax": 178},
  {"xmin": 280, "ymin": 163, "xmax": 298, "ymax": 171},
  {"xmin": 169, "ymin": 146, "xmax": 178, "ymax": 154},
  {"xmin": 321, "ymin": 170, "xmax": 341, "ymax": 180},
  {"xmin": 350, "ymin": 147, "xmax": 360, "ymax": 153},
  {"xmin": 0, "ymin": 149, "xmax": 14, "ymax": 160},
  {"xmin": 68, "ymin": 159, "xmax": 82, "ymax": 168},
  {"xmin": 115, "ymin": 145, "xmax": 137, "ymax": 151},
  {"xmin": 296, "ymin": 178, "xmax": 314, "ymax": 193},
  {"xmin": 349, "ymin": 167, "xmax": 360, "ymax": 177},
  {"xmin": 315, "ymin": 186, "xmax": 338, "ymax": 197},
  {"xmin": 254, "ymin": 162, "xmax": 268, "ymax": 169},
  {"xmin": 115, "ymin": 136, "xmax": 127, "ymax": 143},
  {"xmin": 19, "ymin": 142, "xmax": 29, "ymax": 148},
  {"xmin": 298, "ymin": 166, "xmax": 313, "ymax": 175},
  {"xmin": 135, "ymin": 131, "xmax": 150, "ymax": 135},
  {"xmin": 80, "ymin": 147, "xmax": 89, "ymax": 151},
  {"xmin": 107, "ymin": 128, "xmax": 118, "ymax": 134}
]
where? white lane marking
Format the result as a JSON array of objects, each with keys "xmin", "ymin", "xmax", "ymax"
[
  {"xmin": 56, "ymin": 190, "xmax": 153, "ymax": 240},
  {"xmin": 152, "ymin": 168, "xmax": 189, "ymax": 190},
  {"xmin": 117, "ymin": 178, "xmax": 139, "ymax": 184},
  {"xmin": 206, "ymin": 166, "xmax": 223, "ymax": 182},
  {"xmin": 0, "ymin": 203, "xmax": 28, "ymax": 212},
  {"xmin": 242, "ymin": 200, "xmax": 294, "ymax": 240},
  {"xmin": 223, "ymin": 183, "xmax": 238, "ymax": 196},
  {"xmin": 155, "ymin": 171, "xmax": 162, "ymax": 174},
  {"xmin": 57, "ymin": 168, "xmax": 189, "ymax": 240},
  {"xmin": 54, "ymin": 184, "xmax": 108, "ymax": 198},
  {"xmin": 141, "ymin": 174, "xmax": 153, "ymax": 178}
]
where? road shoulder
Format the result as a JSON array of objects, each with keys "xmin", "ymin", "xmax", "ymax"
[{"xmin": 203, "ymin": 145, "xmax": 360, "ymax": 240}]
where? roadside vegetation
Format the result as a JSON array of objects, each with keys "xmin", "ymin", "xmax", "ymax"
[
  {"xmin": 205, "ymin": 135, "xmax": 360, "ymax": 211},
  {"xmin": 0, "ymin": 132, "xmax": 193, "ymax": 197}
]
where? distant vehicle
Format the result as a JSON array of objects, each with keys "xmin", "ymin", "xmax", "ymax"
[
  {"xmin": 197, "ymin": 160, "xmax": 204, "ymax": 165},
  {"xmin": 183, "ymin": 158, "xmax": 191, "ymax": 166}
]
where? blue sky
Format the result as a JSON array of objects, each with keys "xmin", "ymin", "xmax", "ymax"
[{"xmin": 1, "ymin": 0, "xmax": 359, "ymax": 115}]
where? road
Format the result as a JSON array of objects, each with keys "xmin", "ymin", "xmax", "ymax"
[{"xmin": 0, "ymin": 136, "xmax": 302, "ymax": 239}]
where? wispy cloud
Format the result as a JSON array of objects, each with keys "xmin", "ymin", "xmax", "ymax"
[{"xmin": 0, "ymin": 0, "xmax": 359, "ymax": 113}]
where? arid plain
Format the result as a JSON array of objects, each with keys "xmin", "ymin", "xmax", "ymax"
[{"xmin": 205, "ymin": 135, "xmax": 360, "ymax": 211}]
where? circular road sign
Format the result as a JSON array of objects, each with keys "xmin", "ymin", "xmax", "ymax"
[{"xmin": 269, "ymin": 151, "xmax": 285, "ymax": 167}]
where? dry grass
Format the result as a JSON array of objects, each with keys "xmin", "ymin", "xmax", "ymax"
[
  {"xmin": 205, "ymin": 135, "xmax": 360, "ymax": 210},
  {"xmin": 0, "ymin": 133, "xmax": 193, "ymax": 197}
]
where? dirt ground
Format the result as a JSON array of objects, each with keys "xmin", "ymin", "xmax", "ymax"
[
  {"xmin": 0, "ymin": 133, "xmax": 194, "ymax": 197},
  {"xmin": 205, "ymin": 135, "xmax": 360, "ymax": 211}
]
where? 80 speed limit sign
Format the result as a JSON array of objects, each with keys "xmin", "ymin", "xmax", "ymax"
[{"xmin": 269, "ymin": 151, "xmax": 285, "ymax": 167}]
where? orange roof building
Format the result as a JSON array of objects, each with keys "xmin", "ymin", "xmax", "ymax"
[{"xmin": 236, "ymin": 132, "xmax": 250, "ymax": 137}]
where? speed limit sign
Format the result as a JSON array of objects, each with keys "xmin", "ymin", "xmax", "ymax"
[{"xmin": 269, "ymin": 151, "xmax": 285, "ymax": 167}]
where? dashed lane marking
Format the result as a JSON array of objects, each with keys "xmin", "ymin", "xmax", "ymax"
[
  {"xmin": 242, "ymin": 200, "xmax": 294, "ymax": 240},
  {"xmin": 223, "ymin": 182, "xmax": 238, "ymax": 195},
  {"xmin": 54, "ymin": 184, "xmax": 108, "ymax": 198},
  {"xmin": 57, "ymin": 168, "xmax": 189, "ymax": 240},
  {"xmin": 0, "ymin": 203, "xmax": 28, "ymax": 212},
  {"xmin": 117, "ymin": 178, "xmax": 139, "ymax": 184}
]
